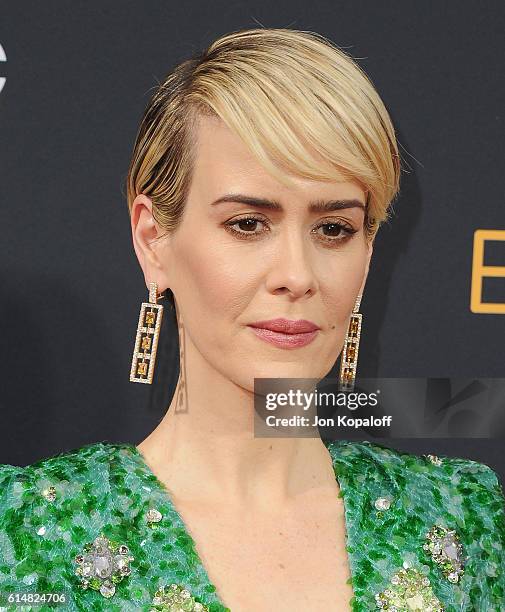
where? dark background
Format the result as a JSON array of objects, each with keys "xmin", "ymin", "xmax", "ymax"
[{"xmin": 0, "ymin": 2, "xmax": 504, "ymax": 479}]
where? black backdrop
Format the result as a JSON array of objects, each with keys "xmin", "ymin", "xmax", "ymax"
[{"xmin": 1, "ymin": 2, "xmax": 504, "ymax": 480}]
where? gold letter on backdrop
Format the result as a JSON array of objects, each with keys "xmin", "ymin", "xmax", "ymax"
[{"xmin": 471, "ymin": 229, "xmax": 505, "ymax": 314}]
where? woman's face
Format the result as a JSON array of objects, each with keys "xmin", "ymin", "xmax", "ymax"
[{"xmin": 133, "ymin": 114, "xmax": 373, "ymax": 388}]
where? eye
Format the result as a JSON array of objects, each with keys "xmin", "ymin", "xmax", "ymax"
[
  {"xmin": 224, "ymin": 215, "xmax": 269, "ymax": 239},
  {"xmin": 312, "ymin": 220, "xmax": 358, "ymax": 244}
]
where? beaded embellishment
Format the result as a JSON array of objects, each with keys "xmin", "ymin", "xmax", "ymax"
[
  {"xmin": 423, "ymin": 525, "xmax": 466, "ymax": 583},
  {"xmin": 146, "ymin": 507, "xmax": 163, "ymax": 529},
  {"xmin": 424, "ymin": 454, "xmax": 443, "ymax": 466},
  {"xmin": 374, "ymin": 496, "xmax": 393, "ymax": 511},
  {"xmin": 74, "ymin": 534, "xmax": 134, "ymax": 598},
  {"xmin": 41, "ymin": 485, "xmax": 57, "ymax": 502},
  {"xmin": 375, "ymin": 564, "xmax": 444, "ymax": 611},
  {"xmin": 150, "ymin": 583, "xmax": 209, "ymax": 611}
]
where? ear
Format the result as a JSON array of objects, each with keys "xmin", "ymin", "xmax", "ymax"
[{"xmin": 130, "ymin": 194, "xmax": 171, "ymax": 292}]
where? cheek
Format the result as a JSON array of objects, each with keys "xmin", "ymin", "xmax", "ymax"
[
  {"xmin": 321, "ymin": 251, "xmax": 367, "ymax": 327},
  {"xmin": 171, "ymin": 232, "xmax": 254, "ymax": 327}
]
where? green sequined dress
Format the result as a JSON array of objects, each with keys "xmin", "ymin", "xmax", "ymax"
[{"xmin": 0, "ymin": 440, "xmax": 503, "ymax": 611}]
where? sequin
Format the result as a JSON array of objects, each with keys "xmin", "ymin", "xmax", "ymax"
[
  {"xmin": 423, "ymin": 524, "xmax": 466, "ymax": 583},
  {"xmin": 150, "ymin": 583, "xmax": 209, "ymax": 611}
]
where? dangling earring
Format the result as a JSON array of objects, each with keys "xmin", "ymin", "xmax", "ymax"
[
  {"xmin": 338, "ymin": 294, "xmax": 363, "ymax": 392},
  {"xmin": 130, "ymin": 281, "xmax": 165, "ymax": 384}
]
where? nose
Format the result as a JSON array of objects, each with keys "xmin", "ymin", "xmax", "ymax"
[{"xmin": 265, "ymin": 230, "xmax": 318, "ymax": 299}]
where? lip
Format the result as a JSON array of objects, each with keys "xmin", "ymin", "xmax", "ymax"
[
  {"xmin": 247, "ymin": 318, "xmax": 320, "ymax": 349},
  {"xmin": 248, "ymin": 318, "xmax": 320, "ymax": 334}
]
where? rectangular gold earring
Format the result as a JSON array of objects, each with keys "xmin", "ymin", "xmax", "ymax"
[
  {"xmin": 129, "ymin": 282, "xmax": 164, "ymax": 384},
  {"xmin": 338, "ymin": 295, "xmax": 362, "ymax": 392}
]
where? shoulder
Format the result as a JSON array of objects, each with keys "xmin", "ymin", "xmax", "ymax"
[
  {"xmin": 332, "ymin": 439, "xmax": 504, "ymax": 516},
  {"xmin": 0, "ymin": 441, "xmax": 117, "ymax": 529},
  {"xmin": 0, "ymin": 442, "xmax": 113, "ymax": 507},
  {"xmin": 0, "ymin": 442, "xmax": 123, "ymax": 606},
  {"xmin": 0, "ymin": 442, "xmax": 229, "ymax": 611},
  {"xmin": 328, "ymin": 438, "xmax": 504, "ymax": 489},
  {"xmin": 327, "ymin": 439, "xmax": 505, "ymax": 609},
  {"xmin": 0, "ymin": 441, "xmax": 134, "ymax": 520}
]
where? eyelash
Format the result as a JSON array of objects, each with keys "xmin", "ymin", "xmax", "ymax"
[{"xmin": 223, "ymin": 215, "xmax": 359, "ymax": 245}]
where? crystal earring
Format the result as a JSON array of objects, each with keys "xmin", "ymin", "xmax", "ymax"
[
  {"xmin": 338, "ymin": 294, "xmax": 362, "ymax": 392},
  {"xmin": 130, "ymin": 281, "xmax": 165, "ymax": 384}
]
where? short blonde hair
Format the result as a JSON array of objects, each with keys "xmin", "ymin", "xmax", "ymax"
[{"xmin": 126, "ymin": 27, "xmax": 401, "ymax": 242}]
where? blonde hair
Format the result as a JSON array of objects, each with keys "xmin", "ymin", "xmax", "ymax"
[{"xmin": 126, "ymin": 27, "xmax": 401, "ymax": 243}]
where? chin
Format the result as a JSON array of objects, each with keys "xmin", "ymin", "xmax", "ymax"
[{"xmin": 237, "ymin": 361, "xmax": 328, "ymax": 388}]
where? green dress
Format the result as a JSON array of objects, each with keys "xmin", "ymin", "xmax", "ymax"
[{"xmin": 0, "ymin": 440, "xmax": 503, "ymax": 611}]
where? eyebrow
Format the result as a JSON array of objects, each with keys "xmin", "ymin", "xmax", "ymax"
[{"xmin": 210, "ymin": 193, "xmax": 366, "ymax": 213}]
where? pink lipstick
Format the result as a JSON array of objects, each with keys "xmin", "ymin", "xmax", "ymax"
[{"xmin": 247, "ymin": 318, "xmax": 320, "ymax": 349}]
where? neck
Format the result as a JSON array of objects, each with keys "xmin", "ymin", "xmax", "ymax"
[{"xmin": 136, "ymin": 332, "xmax": 337, "ymax": 512}]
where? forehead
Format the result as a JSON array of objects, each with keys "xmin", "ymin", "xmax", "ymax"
[{"xmin": 189, "ymin": 113, "xmax": 366, "ymax": 204}]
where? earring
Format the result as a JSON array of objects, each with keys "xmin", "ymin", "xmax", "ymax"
[
  {"xmin": 338, "ymin": 294, "xmax": 363, "ymax": 392},
  {"xmin": 130, "ymin": 281, "xmax": 165, "ymax": 384}
]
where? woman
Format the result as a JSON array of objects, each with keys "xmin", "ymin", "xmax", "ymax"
[{"xmin": 0, "ymin": 28, "xmax": 504, "ymax": 612}]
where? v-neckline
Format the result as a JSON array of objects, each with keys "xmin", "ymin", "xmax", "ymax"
[{"xmin": 115, "ymin": 438, "xmax": 358, "ymax": 611}]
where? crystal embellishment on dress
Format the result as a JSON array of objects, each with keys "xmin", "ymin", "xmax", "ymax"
[
  {"xmin": 41, "ymin": 485, "xmax": 57, "ymax": 502},
  {"xmin": 424, "ymin": 454, "xmax": 443, "ymax": 466},
  {"xmin": 374, "ymin": 565, "xmax": 445, "ymax": 611},
  {"xmin": 74, "ymin": 534, "xmax": 134, "ymax": 598},
  {"xmin": 150, "ymin": 583, "xmax": 209, "ymax": 611},
  {"xmin": 146, "ymin": 507, "xmax": 163, "ymax": 528},
  {"xmin": 374, "ymin": 496, "xmax": 393, "ymax": 511},
  {"xmin": 423, "ymin": 524, "xmax": 466, "ymax": 583}
]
